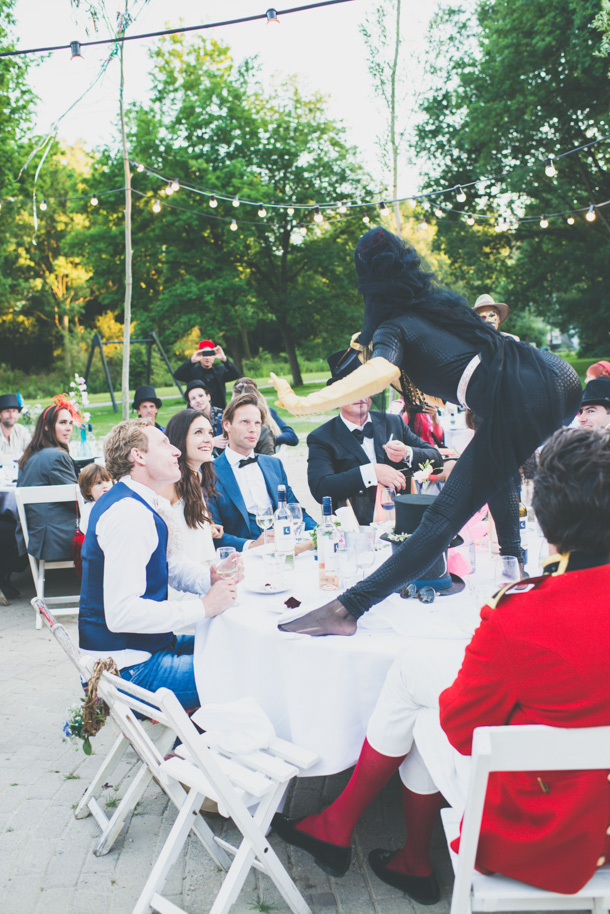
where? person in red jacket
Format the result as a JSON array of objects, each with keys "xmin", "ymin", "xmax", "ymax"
[{"xmin": 273, "ymin": 426, "xmax": 610, "ymax": 902}]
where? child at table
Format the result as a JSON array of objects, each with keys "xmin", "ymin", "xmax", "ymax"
[{"xmin": 77, "ymin": 463, "xmax": 113, "ymax": 535}]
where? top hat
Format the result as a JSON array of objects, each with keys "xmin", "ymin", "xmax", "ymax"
[
  {"xmin": 0, "ymin": 393, "xmax": 22, "ymax": 412},
  {"xmin": 132, "ymin": 385, "xmax": 162, "ymax": 411},
  {"xmin": 326, "ymin": 348, "xmax": 362, "ymax": 386},
  {"xmin": 184, "ymin": 379, "xmax": 211, "ymax": 403},
  {"xmin": 473, "ymin": 293, "xmax": 510, "ymax": 324},
  {"xmin": 393, "ymin": 493, "xmax": 465, "ymax": 594},
  {"xmin": 197, "ymin": 340, "xmax": 216, "ymax": 353},
  {"xmin": 581, "ymin": 377, "xmax": 610, "ymax": 410}
]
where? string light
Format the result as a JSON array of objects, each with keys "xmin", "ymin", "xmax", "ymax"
[
  {"xmin": 209, "ymin": 195, "xmax": 218, "ymax": 208},
  {"xmin": 456, "ymin": 186, "xmax": 466, "ymax": 202},
  {"xmin": 70, "ymin": 40, "xmax": 83, "ymax": 61},
  {"xmin": 338, "ymin": 202, "xmax": 348, "ymax": 214},
  {"xmin": 362, "ymin": 214, "xmax": 370, "ymax": 224},
  {"xmin": 266, "ymin": 8, "xmax": 280, "ymax": 25},
  {"xmin": 152, "ymin": 199, "xmax": 161, "ymax": 213},
  {"xmin": 420, "ymin": 219, "xmax": 428, "ymax": 230},
  {"xmin": 232, "ymin": 195, "xmax": 239, "ymax": 207},
  {"xmin": 313, "ymin": 206, "xmax": 323, "ymax": 224},
  {"xmin": 39, "ymin": 199, "xmax": 47, "ymax": 211},
  {"xmin": 379, "ymin": 201, "xmax": 389, "ymax": 216},
  {"xmin": 230, "ymin": 218, "xmax": 237, "ymax": 231},
  {"xmin": 170, "ymin": 179, "xmax": 180, "ymax": 193},
  {"xmin": 465, "ymin": 213, "xmax": 475, "ymax": 225},
  {"xmin": 586, "ymin": 205, "xmax": 596, "ymax": 222},
  {"xmin": 136, "ymin": 162, "xmax": 144, "ymax": 173},
  {"xmin": 165, "ymin": 183, "xmax": 174, "ymax": 196},
  {"xmin": 286, "ymin": 206, "xmax": 294, "ymax": 216},
  {"xmin": 258, "ymin": 203, "xmax": 266, "ymax": 217},
  {"xmin": 567, "ymin": 215, "xmax": 575, "ymax": 225},
  {"xmin": 90, "ymin": 195, "xmax": 99, "ymax": 206},
  {"xmin": 540, "ymin": 214, "xmax": 548, "ymax": 228},
  {"xmin": 544, "ymin": 157, "xmax": 557, "ymax": 178}
]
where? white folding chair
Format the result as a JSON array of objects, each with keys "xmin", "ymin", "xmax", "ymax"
[
  {"xmin": 16, "ymin": 483, "xmax": 80, "ymax": 627},
  {"xmin": 96, "ymin": 672, "xmax": 319, "ymax": 914},
  {"xmin": 33, "ymin": 597, "xmax": 176, "ymax": 857},
  {"xmin": 442, "ymin": 724, "xmax": 610, "ymax": 914}
]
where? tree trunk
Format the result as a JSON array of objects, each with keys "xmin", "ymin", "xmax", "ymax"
[
  {"xmin": 390, "ymin": 0, "xmax": 403, "ymax": 235},
  {"xmin": 62, "ymin": 311, "xmax": 71, "ymax": 372},
  {"xmin": 238, "ymin": 320, "xmax": 253, "ymax": 361},
  {"xmin": 119, "ymin": 6, "xmax": 133, "ymax": 421},
  {"xmin": 277, "ymin": 314, "xmax": 303, "ymax": 387}
]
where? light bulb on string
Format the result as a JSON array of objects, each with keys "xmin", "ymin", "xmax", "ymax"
[
  {"xmin": 408, "ymin": 198, "xmax": 417, "ymax": 208},
  {"xmin": 313, "ymin": 206, "xmax": 323, "ymax": 224},
  {"xmin": 456, "ymin": 186, "xmax": 466, "ymax": 202},
  {"xmin": 39, "ymin": 199, "xmax": 48, "ymax": 211},
  {"xmin": 266, "ymin": 8, "xmax": 280, "ymax": 24},
  {"xmin": 152, "ymin": 199, "xmax": 161, "ymax": 213},
  {"xmin": 209, "ymin": 195, "xmax": 218, "ymax": 208},
  {"xmin": 70, "ymin": 40, "xmax": 83, "ymax": 62},
  {"xmin": 170, "ymin": 179, "xmax": 180, "ymax": 193},
  {"xmin": 165, "ymin": 183, "xmax": 174, "ymax": 196},
  {"xmin": 232, "ymin": 196, "xmax": 240, "ymax": 207},
  {"xmin": 338, "ymin": 202, "xmax": 348, "ymax": 214},
  {"xmin": 567, "ymin": 215, "xmax": 575, "ymax": 225},
  {"xmin": 258, "ymin": 203, "xmax": 266, "ymax": 217},
  {"xmin": 465, "ymin": 213, "xmax": 475, "ymax": 225},
  {"xmin": 379, "ymin": 201, "xmax": 389, "ymax": 216},
  {"xmin": 136, "ymin": 162, "xmax": 144, "ymax": 173},
  {"xmin": 230, "ymin": 219, "xmax": 237, "ymax": 231},
  {"xmin": 420, "ymin": 219, "xmax": 428, "ymax": 230},
  {"xmin": 90, "ymin": 195, "xmax": 99, "ymax": 206},
  {"xmin": 286, "ymin": 206, "xmax": 294, "ymax": 216},
  {"xmin": 539, "ymin": 214, "xmax": 548, "ymax": 228},
  {"xmin": 544, "ymin": 157, "xmax": 557, "ymax": 178},
  {"xmin": 586, "ymin": 205, "xmax": 596, "ymax": 222},
  {"xmin": 362, "ymin": 214, "xmax": 370, "ymax": 224}
]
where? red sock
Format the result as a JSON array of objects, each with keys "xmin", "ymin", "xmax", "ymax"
[
  {"xmin": 386, "ymin": 785, "xmax": 444, "ymax": 877},
  {"xmin": 296, "ymin": 739, "xmax": 405, "ymax": 846}
]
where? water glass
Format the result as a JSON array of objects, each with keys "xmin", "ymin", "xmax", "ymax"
[
  {"xmin": 493, "ymin": 555, "xmax": 521, "ymax": 588},
  {"xmin": 287, "ymin": 503, "xmax": 303, "ymax": 541},
  {"xmin": 355, "ymin": 530, "xmax": 376, "ymax": 581}
]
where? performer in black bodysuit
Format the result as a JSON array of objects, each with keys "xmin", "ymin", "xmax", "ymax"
[{"xmin": 272, "ymin": 227, "xmax": 582, "ymax": 635}]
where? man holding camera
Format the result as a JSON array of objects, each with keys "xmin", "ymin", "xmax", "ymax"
[{"xmin": 173, "ymin": 340, "xmax": 240, "ymax": 409}]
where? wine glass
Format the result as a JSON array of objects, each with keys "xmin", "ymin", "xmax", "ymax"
[
  {"xmin": 355, "ymin": 530, "xmax": 376, "ymax": 581},
  {"xmin": 216, "ymin": 546, "xmax": 239, "ymax": 580},
  {"xmin": 254, "ymin": 504, "xmax": 274, "ymax": 547},
  {"xmin": 287, "ymin": 503, "xmax": 303, "ymax": 542},
  {"xmin": 493, "ymin": 555, "xmax": 521, "ymax": 588},
  {"xmin": 379, "ymin": 486, "xmax": 396, "ymax": 532}
]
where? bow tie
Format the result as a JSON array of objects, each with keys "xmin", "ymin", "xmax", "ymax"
[
  {"xmin": 352, "ymin": 422, "xmax": 374, "ymax": 444},
  {"xmin": 238, "ymin": 455, "xmax": 259, "ymax": 468}
]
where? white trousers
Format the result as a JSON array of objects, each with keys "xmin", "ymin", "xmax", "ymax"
[{"xmin": 366, "ymin": 637, "xmax": 472, "ymax": 811}]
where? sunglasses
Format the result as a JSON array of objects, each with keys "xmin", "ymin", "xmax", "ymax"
[{"xmin": 400, "ymin": 582, "xmax": 437, "ymax": 604}]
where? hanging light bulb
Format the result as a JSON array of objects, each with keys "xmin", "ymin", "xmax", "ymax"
[
  {"xmin": 544, "ymin": 157, "xmax": 557, "ymax": 178},
  {"xmin": 136, "ymin": 162, "xmax": 145, "ymax": 173},
  {"xmin": 540, "ymin": 214, "xmax": 548, "ymax": 228},
  {"xmin": 258, "ymin": 203, "xmax": 266, "ymax": 217},
  {"xmin": 90, "ymin": 195, "xmax": 99, "ymax": 206},
  {"xmin": 70, "ymin": 40, "xmax": 83, "ymax": 62},
  {"xmin": 266, "ymin": 8, "xmax": 280, "ymax": 24},
  {"xmin": 420, "ymin": 219, "xmax": 428, "ymax": 230},
  {"xmin": 434, "ymin": 208, "xmax": 444, "ymax": 218},
  {"xmin": 209, "ymin": 195, "xmax": 218, "ymax": 208},
  {"xmin": 152, "ymin": 199, "xmax": 161, "ymax": 213},
  {"xmin": 170, "ymin": 179, "xmax": 180, "ymax": 193},
  {"xmin": 408, "ymin": 198, "xmax": 417, "ymax": 208},
  {"xmin": 230, "ymin": 219, "xmax": 237, "ymax": 231},
  {"xmin": 232, "ymin": 195, "xmax": 240, "ymax": 207},
  {"xmin": 495, "ymin": 221, "xmax": 503, "ymax": 233},
  {"xmin": 379, "ymin": 201, "xmax": 389, "ymax": 216},
  {"xmin": 362, "ymin": 214, "xmax": 370, "ymax": 224},
  {"xmin": 286, "ymin": 206, "xmax": 294, "ymax": 216},
  {"xmin": 165, "ymin": 183, "xmax": 174, "ymax": 196},
  {"xmin": 567, "ymin": 215, "xmax": 575, "ymax": 225},
  {"xmin": 338, "ymin": 201, "xmax": 348, "ymax": 214},
  {"xmin": 456, "ymin": 186, "xmax": 466, "ymax": 203},
  {"xmin": 313, "ymin": 206, "xmax": 323, "ymax": 224},
  {"xmin": 586, "ymin": 205, "xmax": 596, "ymax": 222},
  {"xmin": 39, "ymin": 199, "xmax": 48, "ymax": 211},
  {"xmin": 465, "ymin": 213, "xmax": 475, "ymax": 225}
]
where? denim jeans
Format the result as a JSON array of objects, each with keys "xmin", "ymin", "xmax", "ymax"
[{"xmin": 119, "ymin": 635, "xmax": 199, "ymax": 710}]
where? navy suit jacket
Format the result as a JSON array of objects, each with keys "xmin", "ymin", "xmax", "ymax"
[
  {"xmin": 306, "ymin": 411, "xmax": 442, "ymax": 525},
  {"xmin": 209, "ymin": 451, "xmax": 316, "ymax": 552}
]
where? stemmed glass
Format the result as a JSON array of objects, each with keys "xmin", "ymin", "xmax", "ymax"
[
  {"xmin": 355, "ymin": 530, "xmax": 376, "ymax": 581},
  {"xmin": 379, "ymin": 486, "xmax": 396, "ymax": 532},
  {"xmin": 493, "ymin": 555, "xmax": 521, "ymax": 588},
  {"xmin": 287, "ymin": 503, "xmax": 303, "ymax": 542},
  {"xmin": 254, "ymin": 504, "xmax": 274, "ymax": 547},
  {"xmin": 216, "ymin": 546, "xmax": 239, "ymax": 580}
]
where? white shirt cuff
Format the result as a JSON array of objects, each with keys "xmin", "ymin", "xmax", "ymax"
[
  {"xmin": 360, "ymin": 463, "xmax": 377, "ymax": 489},
  {"xmin": 403, "ymin": 446, "xmax": 413, "ymax": 467}
]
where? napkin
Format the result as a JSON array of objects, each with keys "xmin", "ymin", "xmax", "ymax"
[{"xmin": 191, "ymin": 697, "xmax": 275, "ymax": 754}]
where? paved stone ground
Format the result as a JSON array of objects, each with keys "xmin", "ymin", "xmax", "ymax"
[{"xmin": 0, "ymin": 445, "xmax": 569, "ymax": 913}]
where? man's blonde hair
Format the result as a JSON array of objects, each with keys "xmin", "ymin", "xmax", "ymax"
[{"xmin": 104, "ymin": 418, "xmax": 152, "ymax": 480}]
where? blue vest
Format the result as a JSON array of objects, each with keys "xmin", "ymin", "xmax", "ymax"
[{"xmin": 78, "ymin": 481, "xmax": 174, "ymax": 654}]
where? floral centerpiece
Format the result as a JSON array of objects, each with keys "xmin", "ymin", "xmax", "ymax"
[
  {"xmin": 412, "ymin": 459, "xmax": 435, "ymax": 494},
  {"xmin": 69, "ymin": 374, "xmax": 91, "ymax": 427}
]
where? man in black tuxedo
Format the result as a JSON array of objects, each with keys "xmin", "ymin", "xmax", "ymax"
[{"xmin": 307, "ymin": 351, "xmax": 442, "ymax": 526}]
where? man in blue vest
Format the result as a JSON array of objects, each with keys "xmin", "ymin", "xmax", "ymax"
[{"xmin": 79, "ymin": 419, "xmax": 238, "ymax": 709}]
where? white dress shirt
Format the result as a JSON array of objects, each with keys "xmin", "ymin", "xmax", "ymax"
[
  {"xmin": 339, "ymin": 413, "xmax": 413, "ymax": 489},
  {"xmin": 81, "ymin": 477, "xmax": 211, "ymax": 670}
]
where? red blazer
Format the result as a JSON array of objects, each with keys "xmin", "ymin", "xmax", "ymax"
[{"xmin": 439, "ymin": 562, "xmax": 610, "ymax": 894}]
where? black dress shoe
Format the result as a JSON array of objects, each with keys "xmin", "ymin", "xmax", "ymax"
[
  {"xmin": 368, "ymin": 849, "xmax": 440, "ymax": 905},
  {"xmin": 271, "ymin": 813, "xmax": 352, "ymax": 877}
]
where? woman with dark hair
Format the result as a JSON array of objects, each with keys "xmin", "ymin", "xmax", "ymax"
[
  {"xmin": 17, "ymin": 396, "xmax": 79, "ymax": 561},
  {"xmin": 159, "ymin": 409, "xmax": 222, "ymax": 572},
  {"xmin": 273, "ymin": 226, "xmax": 582, "ymax": 635}
]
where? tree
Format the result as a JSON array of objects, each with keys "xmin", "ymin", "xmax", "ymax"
[{"xmin": 413, "ymin": 0, "xmax": 610, "ymax": 354}]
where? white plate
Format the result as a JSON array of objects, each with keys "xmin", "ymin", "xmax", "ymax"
[{"xmin": 245, "ymin": 580, "xmax": 290, "ymax": 595}]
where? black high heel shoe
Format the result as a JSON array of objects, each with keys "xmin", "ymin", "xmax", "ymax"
[{"xmin": 271, "ymin": 814, "xmax": 352, "ymax": 877}]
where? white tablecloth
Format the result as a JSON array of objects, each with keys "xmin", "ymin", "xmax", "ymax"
[
  {"xmin": 0, "ymin": 485, "xmax": 17, "ymax": 519},
  {"xmin": 193, "ymin": 549, "xmax": 478, "ymax": 777}
]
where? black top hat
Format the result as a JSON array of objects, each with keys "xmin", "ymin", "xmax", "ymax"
[
  {"xmin": 132, "ymin": 385, "xmax": 162, "ymax": 410},
  {"xmin": 393, "ymin": 493, "xmax": 465, "ymax": 594},
  {"xmin": 326, "ymin": 348, "xmax": 362, "ymax": 386},
  {"xmin": 581, "ymin": 377, "xmax": 610, "ymax": 410},
  {"xmin": 184, "ymin": 379, "xmax": 211, "ymax": 403},
  {"xmin": 0, "ymin": 393, "xmax": 22, "ymax": 412}
]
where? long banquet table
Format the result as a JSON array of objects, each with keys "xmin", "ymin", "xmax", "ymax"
[{"xmin": 193, "ymin": 547, "xmax": 480, "ymax": 777}]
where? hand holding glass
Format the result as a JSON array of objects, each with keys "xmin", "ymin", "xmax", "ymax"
[
  {"xmin": 216, "ymin": 546, "xmax": 239, "ymax": 581},
  {"xmin": 255, "ymin": 504, "xmax": 274, "ymax": 546}
]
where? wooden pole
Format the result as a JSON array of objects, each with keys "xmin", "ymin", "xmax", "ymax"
[{"xmin": 119, "ymin": 3, "xmax": 133, "ymax": 421}]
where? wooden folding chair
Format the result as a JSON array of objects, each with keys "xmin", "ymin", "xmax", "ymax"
[
  {"xmin": 16, "ymin": 483, "xmax": 80, "ymax": 628},
  {"xmin": 96, "ymin": 671, "xmax": 319, "ymax": 914},
  {"xmin": 442, "ymin": 724, "xmax": 610, "ymax": 914},
  {"xmin": 33, "ymin": 597, "xmax": 176, "ymax": 857}
]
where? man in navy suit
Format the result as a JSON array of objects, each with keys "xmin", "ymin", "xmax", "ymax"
[
  {"xmin": 209, "ymin": 392, "xmax": 316, "ymax": 552},
  {"xmin": 307, "ymin": 351, "xmax": 442, "ymax": 526}
]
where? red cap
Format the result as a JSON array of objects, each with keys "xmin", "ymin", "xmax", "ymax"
[{"xmin": 198, "ymin": 340, "xmax": 215, "ymax": 352}]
